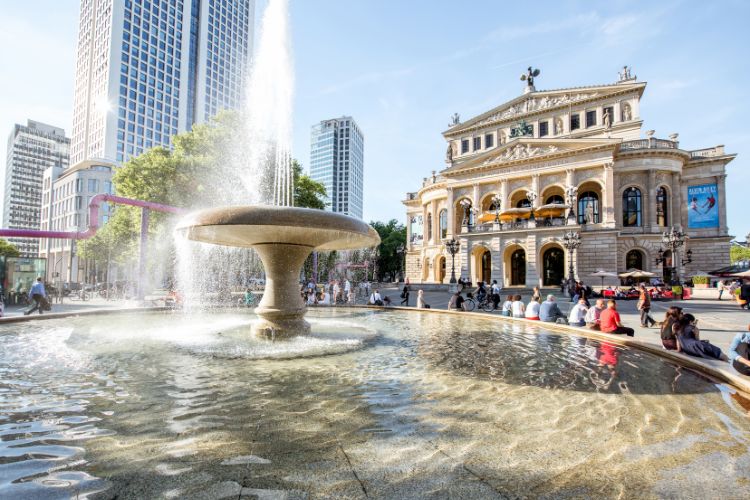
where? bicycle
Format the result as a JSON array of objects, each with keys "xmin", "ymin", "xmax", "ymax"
[{"xmin": 464, "ymin": 292, "xmax": 494, "ymax": 312}]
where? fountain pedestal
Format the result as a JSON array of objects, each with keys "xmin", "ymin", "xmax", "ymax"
[
  {"xmin": 176, "ymin": 205, "xmax": 380, "ymax": 339},
  {"xmin": 252, "ymin": 243, "xmax": 313, "ymax": 338}
]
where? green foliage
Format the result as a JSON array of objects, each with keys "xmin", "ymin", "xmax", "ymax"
[
  {"xmin": 370, "ymin": 219, "xmax": 406, "ymax": 281},
  {"xmin": 691, "ymin": 275, "xmax": 710, "ymax": 285},
  {"xmin": 0, "ymin": 239, "xmax": 20, "ymax": 258},
  {"xmin": 293, "ymin": 160, "xmax": 327, "ymax": 210},
  {"xmin": 730, "ymin": 245, "xmax": 750, "ymax": 263}
]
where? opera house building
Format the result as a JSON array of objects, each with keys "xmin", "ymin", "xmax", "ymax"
[{"xmin": 403, "ymin": 68, "xmax": 735, "ymax": 288}]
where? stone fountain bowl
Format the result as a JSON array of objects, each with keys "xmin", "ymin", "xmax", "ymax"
[{"xmin": 176, "ymin": 205, "xmax": 381, "ymax": 338}]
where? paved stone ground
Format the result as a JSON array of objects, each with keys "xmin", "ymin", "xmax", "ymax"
[
  {"xmin": 375, "ymin": 284, "xmax": 750, "ymax": 357},
  {"xmin": 3, "ymin": 296, "xmax": 140, "ymax": 318}
]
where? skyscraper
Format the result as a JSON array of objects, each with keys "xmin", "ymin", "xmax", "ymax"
[
  {"xmin": 3, "ymin": 121, "xmax": 70, "ymax": 257},
  {"xmin": 309, "ymin": 116, "xmax": 364, "ymax": 219},
  {"xmin": 70, "ymin": 0, "xmax": 255, "ymax": 166}
]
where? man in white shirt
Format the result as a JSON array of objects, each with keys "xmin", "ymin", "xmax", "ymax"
[
  {"xmin": 320, "ymin": 291, "xmax": 331, "ymax": 305},
  {"xmin": 568, "ymin": 297, "xmax": 589, "ymax": 327},
  {"xmin": 25, "ymin": 277, "xmax": 47, "ymax": 315},
  {"xmin": 333, "ymin": 281, "xmax": 341, "ymax": 304},
  {"xmin": 584, "ymin": 299, "xmax": 606, "ymax": 330},
  {"xmin": 369, "ymin": 289, "xmax": 383, "ymax": 305}
]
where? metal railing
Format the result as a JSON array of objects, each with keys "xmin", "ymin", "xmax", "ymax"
[{"xmin": 463, "ymin": 216, "xmax": 572, "ymax": 233}]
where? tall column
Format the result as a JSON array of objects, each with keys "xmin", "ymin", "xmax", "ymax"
[
  {"xmin": 406, "ymin": 212, "xmax": 413, "ymax": 251},
  {"xmin": 531, "ymin": 175, "xmax": 540, "ymax": 208},
  {"xmin": 472, "ymin": 183, "xmax": 480, "ymax": 211},
  {"xmin": 672, "ymin": 173, "xmax": 684, "ymax": 230},
  {"xmin": 717, "ymin": 174, "xmax": 728, "ymax": 234},
  {"xmin": 648, "ymin": 169, "xmax": 657, "ymax": 231},
  {"xmin": 491, "ymin": 236, "xmax": 503, "ymax": 286},
  {"xmin": 602, "ymin": 162, "xmax": 615, "ymax": 227},
  {"xmin": 525, "ymin": 235, "xmax": 539, "ymax": 287},
  {"xmin": 446, "ymin": 187, "xmax": 455, "ymax": 238},
  {"xmin": 431, "ymin": 199, "xmax": 438, "ymax": 244},
  {"xmin": 500, "ymin": 179, "xmax": 508, "ymax": 208},
  {"xmin": 459, "ymin": 237, "xmax": 470, "ymax": 282}
]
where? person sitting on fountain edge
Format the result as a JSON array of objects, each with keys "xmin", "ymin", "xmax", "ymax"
[
  {"xmin": 369, "ymin": 289, "xmax": 384, "ymax": 306},
  {"xmin": 540, "ymin": 295, "xmax": 566, "ymax": 324},
  {"xmin": 729, "ymin": 324, "xmax": 750, "ymax": 376},
  {"xmin": 448, "ymin": 290, "xmax": 465, "ymax": 311},
  {"xmin": 599, "ymin": 300, "xmax": 634, "ymax": 337}
]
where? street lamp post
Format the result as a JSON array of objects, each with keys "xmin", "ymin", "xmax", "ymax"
[
  {"xmin": 562, "ymin": 230, "xmax": 581, "ymax": 283},
  {"xmin": 565, "ymin": 185, "xmax": 578, "ymax": 224},
  {"xmin": 396, "ymin": 244, "xmax": 406, "ymax": 282},
  {"xmin": 655, "ymin": 226, "xmax": 690, "ymax": 283},
  {"xmin": 444, "ymin": 238, "xmax": 460, "ymax": 284}
]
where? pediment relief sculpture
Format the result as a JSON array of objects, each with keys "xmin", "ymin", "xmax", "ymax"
[
  {"xmin": 484, "ymin": 143, "xmax": 560, "ymax": 165},
  {"xmin": 477, "ymin": 92, "xmax": 600, "ymax": 126}
]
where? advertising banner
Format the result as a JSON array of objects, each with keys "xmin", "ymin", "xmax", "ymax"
[{"xmin": 687, "ymin": 183, "xmax": 719, "ymax": 229}]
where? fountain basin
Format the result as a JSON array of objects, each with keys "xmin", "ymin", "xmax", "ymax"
[{"xmin": 176, "ymin": 205, "xmax": 380, "ymax": 338}]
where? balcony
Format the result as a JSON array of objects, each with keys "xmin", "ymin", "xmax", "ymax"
[
  {"xmin": 464, "ymin": 216, "xmax": 574, "ymax": 233},
  {"xmin": 619, "ymin": 138, "xmax": 678, "ymax": 152}
]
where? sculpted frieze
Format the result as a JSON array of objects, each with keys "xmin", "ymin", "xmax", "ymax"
[
  {"xmin": 476, "ymin": 93, "xmax": 600, "ymax": 126},
  {"xmin": 484, "ymin": 143, "xmax": 561, "ymax": 164}
]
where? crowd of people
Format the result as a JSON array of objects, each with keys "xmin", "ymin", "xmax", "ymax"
[{"xmin": 298, "ymin": 279, "xmax": 369, "ymax": 306}]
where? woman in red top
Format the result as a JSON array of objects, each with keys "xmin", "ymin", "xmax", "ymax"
[{"xmin": 599, "ymin": 300, "xmax": 635, "ymax": 337}]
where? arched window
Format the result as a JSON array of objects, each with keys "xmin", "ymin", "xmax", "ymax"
[
  {"xmin": 545, "ymin": 195, "xmax": 564, "ymax": 205},
  {"xmin": 516, "ymin": 198, "xmax": 531, "ymax": 208},
  {"xmin": 622, "ymin": 187, "xmax": 642, "ymax": 227},
  {"xmin": 656, "ymin": 186, "xmax": 668, "ymax": 227},
  {"xmin": 578, "ymin": 191, "xmax": 600, "ymax": 224},
  {"xmin": 626, "ymin": 250, "xmax": 643, "ymax": 270},
  {"xmin": 427, "ymin": 213, "xmax": 433, "ymax": 241},
  {"xmin": 439, "ymin": 209, "xmax": 448, "ymax": 239}
]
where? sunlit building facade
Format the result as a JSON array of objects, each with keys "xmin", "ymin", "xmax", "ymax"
[
  {"xmin": 3, "ymin": 121, "xmax": 70, "ymax": 257},
  {"xmin": 70, "ymin": 0, "xmax": 255, "ymax": 166},
  {"xmin": 309, "ymin": 116, "xmax": 364, "ymax": 218},
  {"xmin": 403, "ymin": 70, "xmax": 734, "ymax": 287}
]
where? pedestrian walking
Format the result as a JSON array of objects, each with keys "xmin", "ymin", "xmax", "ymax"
[
  {"xmin": 400, "ymin": 284, "xmax": 410, "ymax": 306},
  {"xmin": 24, "ymin": 277, "xmax": 47, "ymax": 315},
  {"xmin": 637, "ymin": 284, "xmax": 656, "ymax": 327}
]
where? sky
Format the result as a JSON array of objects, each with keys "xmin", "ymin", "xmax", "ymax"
[{"xmin": 1, "ymin": 0, "xmax": 749, "ymax": 237}]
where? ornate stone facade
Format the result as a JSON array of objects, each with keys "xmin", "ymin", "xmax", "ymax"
[{"xmin": 404, "ymin": 75, "xmax": 735, "ymax": 288}]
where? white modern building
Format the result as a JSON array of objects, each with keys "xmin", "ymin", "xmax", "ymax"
[
  {"xmin": 70, "ymin": 0, "xmax": 255, "ymax": 165},
  {"xmin": 3, "ymin": 121, "xmax": 70, "ymax": 257},
  {"xmin": 309, "ymin": 116, "xmax": 364, "ymax": 218},
  {"xmin": 40, "ymin": 159, "xmax": 116, "ymax": 284}
]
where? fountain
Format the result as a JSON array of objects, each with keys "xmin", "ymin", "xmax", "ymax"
[
  {"xmin": 176, "ymin": 206, "xmax": 378, "ymax": 337},
  {"xmin": 174, "ymin": 0, "xmax": 379, "ymax": 338}
]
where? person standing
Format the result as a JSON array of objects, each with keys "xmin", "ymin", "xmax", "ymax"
[
  {"xmin": 24, "ymin": 277, "xmax": 47, "ymax": 315},
  {"xmin": 344, "ymin": 279, "xmax": 351, "ymax": 299},
  {"xmin": 400, "ymin": 284, "xmax": 410, "ymax": 306},
  {"xmin": 490, "ymin": 280, "xmax": 501, "ymax": 310},
  {"xmin": 600, "ymin": 300, "xmax": 635, "ymax": 337},
  {"xmin": 637, "ymin": 284, "xmax": 656, "ymax": 327}
]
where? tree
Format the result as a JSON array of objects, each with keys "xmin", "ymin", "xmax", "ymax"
[
  {"xmin": 293, "ymin": 160, "xmax": 326, "ymax": 209},
  {"xmin": 730, "ymin": 245, "xmax": 750, "ymax": 263},
  {"xmin": 369, "ymin": 219, "xmax": 406, "ymax": 282},
  {"xmin": 0, "ymin": 239, "xmax": 20, "ymax": 258}
]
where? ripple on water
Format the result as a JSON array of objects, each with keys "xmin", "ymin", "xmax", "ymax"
[{"xmin": 0, "ymin": 309, "xmax": 748, "ymax": 499}]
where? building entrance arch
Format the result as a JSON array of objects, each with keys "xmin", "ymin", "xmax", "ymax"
[
  {"xmin": 434, "ymin": 255, "xmax": 446, "ymax": 283},
  {"xmin": 542, "ymin": 246, "xmax": 565, "ymax": 287},
  {"xmin": 506, "ymin": 248, "xmax": 526, "ymax": 286},
  {"xmin": 481, "ymin": 250, "xmax": 491, "ymax": 284}
]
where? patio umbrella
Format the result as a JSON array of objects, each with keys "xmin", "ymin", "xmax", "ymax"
[
  {"xmin": 730, "ymin": 269, "xmax": 750, "ymax": 278},
  {"xmin": 499, "ymin": 207, "xmax": 532, "ymax": 221},
  {"xmin": 534, "ymin": 203, "xmax": 568, "ymax": 218},
  {"xmin": 618, "ymin": 268, "xmax": 657, "ymax": 281},
  {"xmin": 590, "ymin": 270, "xmax": 618, "ymax": 289},
  {"xmin": 477, "ymin": 212, "xmax": 498, "ymax": 224}
]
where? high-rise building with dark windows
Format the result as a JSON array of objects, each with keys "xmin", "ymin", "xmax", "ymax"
[
  {"xmin": 309, "ymin": 116, "xmax": 364, "ymax": 219},
  {"xmin": 69, "ymin": 0, "xmax": 255, "ymax": 166}
]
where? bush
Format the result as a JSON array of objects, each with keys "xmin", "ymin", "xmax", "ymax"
[{"xmin": 692, "ymin": 275, "xmax": 710, "ymax": 285}]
